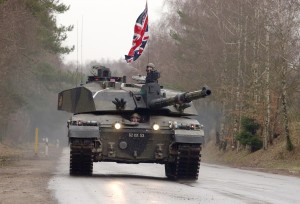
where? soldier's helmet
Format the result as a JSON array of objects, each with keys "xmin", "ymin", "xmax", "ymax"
[
  {"xmin": 131, "ymin": 113, "xmax": 140, "ymax": 119},
  {"xmin": 146, "ymin": 63, "xmax": 155, "ymax": 70}
]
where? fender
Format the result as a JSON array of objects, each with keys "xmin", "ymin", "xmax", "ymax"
[
  {"xmin": 68, "ymin": 126, "xmax": 99, "ymax": 139},
  {"xmin": 174, "ymin": 129, "xmax": 204, "ymax": 144}
]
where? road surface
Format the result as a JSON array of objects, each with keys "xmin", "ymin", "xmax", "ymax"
[{"xmin": 49, "ymin": 148, "xmax": 300, "ymax": 204}]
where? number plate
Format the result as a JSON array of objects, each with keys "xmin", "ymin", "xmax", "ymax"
[{"xmin": 128, "ymin": 133, "xmax": 146, "ymax": 138}]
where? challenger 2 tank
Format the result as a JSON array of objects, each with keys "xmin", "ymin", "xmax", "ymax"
[{"xmin": 57, "ymin": 65, "xmax": 211, "ymax": 180}]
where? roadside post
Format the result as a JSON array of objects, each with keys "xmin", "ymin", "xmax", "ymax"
[
  {"xmin": 34, "ymin": 128, "xmax": 39, "ymax": 156},
  {"xmin": 56, "ymin": 139, "xmax": 60, "ymax": 148},
  {"xmin": 45, "ymin": 137, "xmax": 49, "ymax": 157}
]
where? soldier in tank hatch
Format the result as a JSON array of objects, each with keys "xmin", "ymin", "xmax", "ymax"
[
  {"xmin": 145, "ymin": 63, "xmax": 160, "ymax": 83},
  {"xmin": 130, "ymin": 113, "xmax": 141, "ymax": 123}
]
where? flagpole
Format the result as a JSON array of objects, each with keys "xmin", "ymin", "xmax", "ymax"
[
  {"xmin": 76, "ymin": 20, "xmax": 79, "ymax": 87},
  {"xmin": 147, "ymin": 0, "xmax": 150, "ymax": 64}
]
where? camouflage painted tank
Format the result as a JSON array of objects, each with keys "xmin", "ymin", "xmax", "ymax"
[{"xmin": 58, "ymin": 65, "xmax": 211, "ymax": 180}]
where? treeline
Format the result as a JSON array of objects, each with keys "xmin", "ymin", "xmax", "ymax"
[
  {"xmin": 0, "ymin": 0, "xmax": 75, "ymax": 144},
  {"xmin": 134, "ymin": 0, "xmax": 300, "ymax": 151},
  {"xmin": 1, "ymin": 0, "xmax": 300, "ymax": 153}
]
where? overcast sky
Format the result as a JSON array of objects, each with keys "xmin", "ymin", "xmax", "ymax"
[{"xmin": 56, "ymin": 0, "xmax": 164, "ymax": 63}]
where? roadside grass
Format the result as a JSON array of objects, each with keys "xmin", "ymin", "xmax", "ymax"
[
  {"xmin": 0, "ymin": 142, "xmax": 41, "ymax": 166},
  {"xmin": 0, "ymin": 143, "xmax": 22, "ymax": 166},
  {"xmin": 0, "ymin": 155, "xmax": 19, "ymax": 166},
  {"xmin": 202, "ymin": 134, "xmax": 300, "ymax": 176}
]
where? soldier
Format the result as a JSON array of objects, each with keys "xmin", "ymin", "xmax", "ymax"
[
  {"xmin": 145, "ymin": 63, "xmax": 160, "ymax": 83},
  {"xmin": 130, "ymin": 113, "xmax": 141, "ymax": 123}
]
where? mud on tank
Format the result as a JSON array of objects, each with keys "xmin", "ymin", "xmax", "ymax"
[{"xmin": 57, "ymin": 65, "xmax": 211, "ymax": 180}]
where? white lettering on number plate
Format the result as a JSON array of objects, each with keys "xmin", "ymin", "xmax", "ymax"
[{"xmin": 128, "ymin": 133, "xmax": 145, "ymax": 138}]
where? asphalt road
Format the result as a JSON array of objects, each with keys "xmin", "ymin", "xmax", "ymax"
[{"xmin": 49, "ymin": 148, "xmax": 300, "ymax": 204}]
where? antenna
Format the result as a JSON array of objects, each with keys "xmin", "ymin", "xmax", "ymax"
[
  {"xmin": 147, "ymin": 35, "xmax": 150, "ymax": 64},
  {"xmin": 80, "ymin": 16, "xmax": 84, "ymax": 85},
  {"xmin": 76, "ymin": 20, "xmax": 79, "ymax": 87}
]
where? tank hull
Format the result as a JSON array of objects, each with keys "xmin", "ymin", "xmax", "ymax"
[{"xmin": 68, "ymin": 114, "xmax": 204, "ymax": 180}]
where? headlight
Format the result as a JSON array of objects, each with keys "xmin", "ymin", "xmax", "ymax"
[
  {"xmin": 114, "ymin": 122, "xmax": 122, "ymax": 129},
  {"xmin": 153, "ymin": 123, "xmax": 160, "ymax": 131},
  {"xmin": 190, "ymin": 124, "xmax": 195, "ymax": 130}
]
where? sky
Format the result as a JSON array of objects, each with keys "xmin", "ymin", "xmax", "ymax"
[{"xmin": 56, "ymin": 0, "xmax": 164, "ymax": 63}]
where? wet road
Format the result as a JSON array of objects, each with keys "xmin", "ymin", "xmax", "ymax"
[{"xmin": 49, "ymin": 148, "xmax": 300, "ymax": 204}]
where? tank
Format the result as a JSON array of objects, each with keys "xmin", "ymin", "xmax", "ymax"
[{"xmin": 57, "ymin": 65, "xmax": 211, "ymax": 180}]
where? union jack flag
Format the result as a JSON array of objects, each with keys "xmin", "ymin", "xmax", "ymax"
[{"xmin": 125, "ymin": 3, "xmax": 149, "ymax": 63}]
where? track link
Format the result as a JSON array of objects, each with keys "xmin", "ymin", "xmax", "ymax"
[
  {"xmin": 165, "ymin": 144, "xmax": 201, "ymax": 180},
  {"xmin": 70, "ymin": 143, "xmax": 93, "ymax": 176}
]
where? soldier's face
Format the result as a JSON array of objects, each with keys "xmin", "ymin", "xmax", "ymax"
[
  {"xmin": 131, "ymin": 117, "xmax": 139, "ymax": 122},
  {"xmin": 146, "ymin": 67, "xmax": 152, "ymax": 72}
]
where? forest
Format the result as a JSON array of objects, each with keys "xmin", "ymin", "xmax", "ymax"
[
  {"xmin": 0, "ymin": 0, "xmax": 75, "ymax": 144},
  {"xmin": 139, "ymin": 0, "xmax": 300, "ymax": 153},
  {"xmin": 0, "ymin": 0, "xmax": 299, "ymax": 164}
]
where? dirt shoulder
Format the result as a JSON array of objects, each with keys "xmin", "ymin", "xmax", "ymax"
[
  {"xmin": 202, "ymin": 139, "xmax": 300, "ymax": 178},
  {"xmin": 0, "ymin": 144, "xmax": 62, "ymax": 204}
]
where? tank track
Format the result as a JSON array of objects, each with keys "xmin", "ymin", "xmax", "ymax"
[
  {"xmin": 70, "ymin": 143, "xmax": 94, "ymax": 176},
  {"xmin": 165, "ymin": 144, "xmax": 201, "ymax": 180}
]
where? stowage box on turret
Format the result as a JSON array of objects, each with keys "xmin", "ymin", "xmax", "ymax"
[{"xmin": 58, "ymin": 65, "xmax": 211, "ymax": 180}]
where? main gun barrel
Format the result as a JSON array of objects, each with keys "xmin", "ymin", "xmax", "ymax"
[{"xmin": 149, "ymin": 87, "xmax": 211, "ymax": 109}]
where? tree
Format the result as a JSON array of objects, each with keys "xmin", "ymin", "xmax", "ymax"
[
  {"xmin": 235, "ymin": 117, "xmax": 262, "ymax": 152},
  {"xmin": 25, "ymin": 0, "xmax": 74, "ymax": 54}
]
